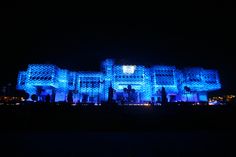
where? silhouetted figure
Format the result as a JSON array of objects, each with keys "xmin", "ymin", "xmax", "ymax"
[
  {"xmin": 31, "ymin": 94, "xmax": 38, "ymax": 102},
  {"xmin": 67, "ymin": 90, "xmax": 73, "ymax": 103},
  {"xmin": 108, "ymin": 85, "xmax": 114, "ymax": 103},
  {"xmin": 82, "ymin": 94, "xmax": 88, "ymax": 103},
  {"xmin": 161, "ymin": 87, "xmax": 167, "ymax": 105},
  {"xmin": 23, "ymin": 92, "xmax": 29, "ymax": 101},
  {"xmin": 51, "ymin": 89, "xmax": 56, "ymax": 102},
  {"xmin": 151, "ymin": 97, "xmax": 155, "ymax": 105},
  {"xmin": 123, "ymin": 85, "xmax": 136, "ymax": 103},
  {"xmin": 127, "ymin": 85, "xmax": 132, "ymax": 103},
  {"xmin": 36, "ymin": 86, "xmax": 43, "ymax": 101},
  {"xmin": 45, "ymin": 94, "xmax": 50, "ymax": 103},
  {"xmin": 123, "ymin": 87, "xmax": 128, "ymax": 103}
]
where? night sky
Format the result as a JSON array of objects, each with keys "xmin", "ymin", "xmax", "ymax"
[{"xmin": 0, "ymin": 3, "xmax": 235, "ymax": 94}]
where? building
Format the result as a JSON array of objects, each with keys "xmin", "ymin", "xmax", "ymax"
[{"xmin": 16, "ymin": 59, "xmax": 221, "ymax": 104}]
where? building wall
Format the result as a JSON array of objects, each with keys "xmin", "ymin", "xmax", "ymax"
[{"xmin": 16, "ymin": 59, "xmax": 221, "ymax": 103}]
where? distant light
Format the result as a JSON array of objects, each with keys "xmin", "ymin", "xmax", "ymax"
[
  {"xmin": 122, "ymin": 65, "xmax": 136, "ymax": 74},
  {"xmin": 143, "ymin": 103, "xmax": 150, "ymax": 106},
  {"xmin": 209, "ymin": 100, "xmax": 217, "ymax": 105}
]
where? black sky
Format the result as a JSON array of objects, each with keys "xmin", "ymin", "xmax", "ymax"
[{"xmin": 0, "ymin": 2, "xmax": 235, "ymax": 93}]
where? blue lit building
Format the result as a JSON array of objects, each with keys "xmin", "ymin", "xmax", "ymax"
[{"xmin": 17, "ymin": 59, "xmax": 221, "ymax": 104}]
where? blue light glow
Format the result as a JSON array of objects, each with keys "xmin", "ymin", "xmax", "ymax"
[{"xmin": 17, "ymin": 59, "xmax": 221, "ymax": 104}]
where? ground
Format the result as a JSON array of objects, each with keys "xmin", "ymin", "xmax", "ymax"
[{"xmin": 0, "ymin": 104, "xmax": 235, "ymax": 157}]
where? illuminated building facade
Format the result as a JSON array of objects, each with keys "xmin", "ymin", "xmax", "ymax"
[{"xmin": 17, "ymin": 59, "xmax": 221, "ymax": 104}]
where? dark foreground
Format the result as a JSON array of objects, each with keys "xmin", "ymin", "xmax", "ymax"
[{"xmin": 1, "ymin": 104, "xmax": 236, "ymax": 157}]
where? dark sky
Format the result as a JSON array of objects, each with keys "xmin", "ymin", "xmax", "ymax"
[{"xmin": 0, "ymin": 2, "xmax": 235, "ymax": 94}]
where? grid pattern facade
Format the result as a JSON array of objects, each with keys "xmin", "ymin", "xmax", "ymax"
[{"xmin": 17, "ymin": 59, "xmax": 221, "ymax": 103}]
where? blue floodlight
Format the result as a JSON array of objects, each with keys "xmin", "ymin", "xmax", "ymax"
[{"xmin": 16, "ymin": 59, "xmax": 221, "ymax": 104}]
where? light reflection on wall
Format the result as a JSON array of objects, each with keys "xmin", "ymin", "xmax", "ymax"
[{"xmin": 122, "ymin": 65, "xmax": 136, "ymax": 74}]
